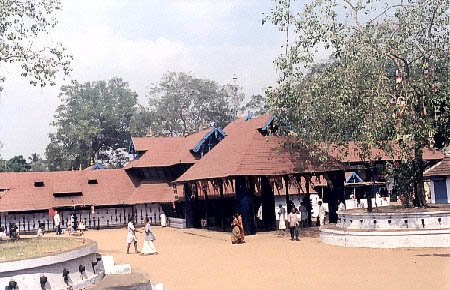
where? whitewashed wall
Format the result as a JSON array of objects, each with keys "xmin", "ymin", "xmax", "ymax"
[{"xmin": 0, "ymin": 203, "xmax": 163, "ymax": 235}]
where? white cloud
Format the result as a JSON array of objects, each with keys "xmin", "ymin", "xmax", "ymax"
[{"xmin": 0, "ymin": 0, "xmax": 281, "ymax": 159}]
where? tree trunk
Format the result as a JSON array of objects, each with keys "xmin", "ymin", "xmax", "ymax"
[{"xmin": 414, "ymin": 145, "xmax": 426, "ymax": 207}]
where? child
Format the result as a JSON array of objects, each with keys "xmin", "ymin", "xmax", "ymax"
[{"xmin": 37, "ymin": 224, "xmax": 44, "ymax": 238}]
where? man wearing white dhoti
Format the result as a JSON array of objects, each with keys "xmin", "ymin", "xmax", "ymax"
[{"xmin": 126, "ymin": 219, "xmax": 140, "ymax": 254}]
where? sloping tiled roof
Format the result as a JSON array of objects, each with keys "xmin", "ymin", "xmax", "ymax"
[
  {"xmin": 127, "ymin": 129, "xmax": 211, "ymax": 168},
  {"xmin": 176, "ymin": 115, "xmax": 343, "ymax": 182},
  {"xmin": 128, "ymin": 181, "xmax": 174, "ymax": 203},
  {"xmin": 0, "ymin": 169, "xmax": 174, "ymax": 212},
  {"xmin": 424, "ymin": 156, "xmax": 450, "ymax": 177},
  {"xmin": 328, "ymin": 141, "xmax": 443, "ymax": 163}
]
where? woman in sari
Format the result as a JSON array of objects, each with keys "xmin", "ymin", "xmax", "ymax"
[
  {"xmin": 140, "ymin": 217, "xmax": 158, "ymax": 255},
  {"xmin": 231, "ymin": 214, "xmax": 242, "ymax": 244},
  {"xmin": 237, "ymin": 213, "xmax": 245, "ymax": 243}
]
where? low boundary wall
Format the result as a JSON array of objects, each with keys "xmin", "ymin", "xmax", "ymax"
[{"xmin": 0, "ymin": 238, "xmax": 105, "ymax": 290}]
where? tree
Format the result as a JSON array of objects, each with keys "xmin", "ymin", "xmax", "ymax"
[
  {"xmin": 46, "ymin": 78, "xmax": 138, "ymax": 171},
  {"xmin": 240, "ymin": 94, "xmax": 270, "ymax": 116},
  {"xmin": 266, "ymin": 0, "xmax": 450, "ymax": 206},
  {"xmin": 0, "ymin": 155, "xmax": 29, "ymax": 172},
  {"xmin": 145, "ymin": 72, "xmax": 235, "ymax": 136},
  {"xmin": 0, "ymin": 0, "xmax": 71, "ymax": 89}
]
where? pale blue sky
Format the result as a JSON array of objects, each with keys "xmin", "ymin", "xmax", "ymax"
[{"xmin": 0, "ymin": 0, "xmax": 298, "ymax": 159}]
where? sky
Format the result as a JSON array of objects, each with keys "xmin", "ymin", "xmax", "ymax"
[{"xmin": 0, "ymin": 0, "xmax": 287, "ymax": 159}]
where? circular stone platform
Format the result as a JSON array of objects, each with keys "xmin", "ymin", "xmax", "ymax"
[
  {"xmin": 0, "ymin": 238, "xmax": 105, "ymax": 290},
  {"xmin": 320, "ymin": 208, "xmax": 450, "ymax": 248}
]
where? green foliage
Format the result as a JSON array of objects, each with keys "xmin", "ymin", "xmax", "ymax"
[
  {"xmin": 0, "ymin": 0, "xmax": 71, "ymax": 89},
  {"xmin": 240, "ymin": 94, "xmax": 270, "ymax": 116},
  {"xmin": 141, "ymin": 72, "xmax": 235, "ymax": 136},
  {"xmin": 46, "ymin": 78, "xmax": 138, "ymax": 171},
  {"xmin": 0, "ymin": 154, "xmax": 48, "ymax": 172},
  {"xmin": 266, "ymin": 0, "xmax": 450, "ymax": 206},
  {"xmin": 0, "ymin": 155, "xmax": 28, "ymax": 172}
]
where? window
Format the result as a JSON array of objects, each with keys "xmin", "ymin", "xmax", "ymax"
[
  {"xmin": 34, "ymin": 181, "xmax": 45, "ymax": 187},
  {"xmin": 88, "ymin": 179, "xmax": 98, "ymax": 185},
  {"xmin": 53, "ymin": 192, "xmax": 82, "ymax": 197}
]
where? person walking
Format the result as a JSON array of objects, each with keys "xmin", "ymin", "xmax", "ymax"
[
  {"xmin": 141, "ymin": 217, "xmax": 157, "ymax": 255},
  {"xmin": 277, "ymin": 204, "xmax": 286, "ymax": 236},
  {"xmin": 288, "ymin": 207, "xmax": 298, "ymax": 241},
  {"xmin": 237, "ymin": 213, "xmax": 245, "ymax": 243},
  {"xmin": 126, "ymin": 219, "xmax": 140, "ymax": 254},
  {"xmin": 53, "ymin": 210, "xmax": 61, "ymax": 235}
]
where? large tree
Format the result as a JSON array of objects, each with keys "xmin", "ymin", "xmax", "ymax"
[
  {"xmin": 0, "ymin": 0, "xmax": 71, "ymax": 89},
  {"xmin": 141, "ymin": 72, "xmax": 235, "ymax": 137},
  {"xmin": 46, "ymin": 78, "xmax": 138, "ymax": 171},
  {"xmin": 265, "ymin": 0, "xmax": 450, "ymax": 206}
]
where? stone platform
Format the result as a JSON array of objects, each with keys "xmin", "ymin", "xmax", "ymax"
[
  {"xmin": 0, "ymin": 238, "xmax": 104, "ymax": 289},
  {"xmin": 320, "ymin": 209, "xmax": 450, "ymax": 248}
]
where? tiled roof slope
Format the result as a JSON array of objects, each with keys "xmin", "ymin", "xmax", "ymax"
[
  {"xmin": 424, "ymin": 156, "xmax": 450, "ymax": 177},
  {"xmin": 176, "ymin": 116, "xmax": 343, "ymax": 182},
  {"xmin": 329, "ymin": 141, "xmax": 443, "ymax": 163},
  {"xmin": 0, "ymin": 170, "xmax": 173, "ymax": 212},
  {"xmin": 127, "ymin": 129, "xmax": 211, "ymax": 168}
]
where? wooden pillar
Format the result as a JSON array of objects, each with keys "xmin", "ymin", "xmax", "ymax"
[
  {"xmin": 305, "ymin": 174, "xmax": 312, "ymax": 227},
  {"xmin": 219, "ymin": 179, "xmax": 225, "ymax": 231},
  {"xmin": 284, "ymin": 176, "xmax": 290, "ymax": 213},
  {"xmin": 204, "ymin": 184, "xmax": 209, "ymax": 230},
  {"xmin": 235, "ymin": 176, "xmax": 256, "ymax": 235},
  {"xmin": 261, "ymin": 176, "xmax": 276, "ymax": 230},
  {"xmin": 327, "ymin": 170, "xmax": 345, "ymax": 223},
  {"xmin": 184, "ymin": 183, "xmax": 195, "ymax": 228}
]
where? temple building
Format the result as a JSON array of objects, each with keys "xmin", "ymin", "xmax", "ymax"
[{"xmin": 0, "ymin": 114, "xmax": 444, "ymax": 235}]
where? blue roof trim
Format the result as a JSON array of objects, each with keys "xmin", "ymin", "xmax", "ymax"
[
  {"xmin": 191, "ymin": 128, "xmax": 226, "ymax": 153},
  {"xmin": 345, "ymin": 172, "xmax": 363, "ymax": 183},
  {"xmin": 91, "ymin": 163, "xmax": 105, "ymax": 170},
  {"xmin": 260, "ymin": 115, "xmax": 275, "ymax": 131}
]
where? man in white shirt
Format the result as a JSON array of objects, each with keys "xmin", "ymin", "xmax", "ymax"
[
  {"xmin": 126, "ymin": 219, "xmax": 140, "ymax": 254},
  {"xmin": 53, "ymin": 211, "xmax": 61, "ymax": 235}
]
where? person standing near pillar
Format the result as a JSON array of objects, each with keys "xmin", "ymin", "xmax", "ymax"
[
  {"xmin": 53, "ymin": 210, "xmax": 61, "ymax": 235},
  {"xmin": 318, "ymin": 201, "xmax": 327, "ymax": 227},
  {"xmin": 277, "ymin": 204, "xmax": 286, "ymax": 236},
  {"xmin": 160, "ymin": 211, "xmax": 167, "ymax": 227}
]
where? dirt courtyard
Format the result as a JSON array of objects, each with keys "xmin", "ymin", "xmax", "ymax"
[{"xmin": 78, "ymin": 227, "xmax": 450, "ymax": 290}]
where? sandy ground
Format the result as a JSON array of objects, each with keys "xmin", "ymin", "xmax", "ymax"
[{"xmin": 78, "ymin": 227, "xmax": 450, "ymax": 290}]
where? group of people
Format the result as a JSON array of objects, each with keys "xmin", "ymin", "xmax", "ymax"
[
  {"xmin": 127, "ymin": 217, "xmax": 158, "ymax": 255},
  {"xmin": 278, "ymin": 202, "xmax": 309, "ymax": 240},
  {"xmin": 53, "ymin": 210, "xmax": 85, "ymax": 235},
  {"xmin": 231, "ymin": 213, "xmax": 245, "ymax": 244}
]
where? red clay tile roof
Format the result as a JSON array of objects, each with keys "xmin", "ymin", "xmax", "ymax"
[
  {"xmin": 127, "ymin": 129, "xmax": 211, "ymax": 168},
  {"xmin": 176, "ymin": 116, "xmax": 343, "ymax": 182},
  {"xmin": 328, "ymin": 141, "xmax": 443, "ymax": 163},
  {"xmin": 0, "ymin": 169, "xmax": 174, "ymax": 212},
  {"xmin": 128, "ymin": 181, "xmax": 174, "ymax": 203},
  {"xmin": 424, "ymin": 156, "xmax": 450, "ymax": 177}
]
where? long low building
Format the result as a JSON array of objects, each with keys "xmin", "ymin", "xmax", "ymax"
[{"xmin": 0, "ymin": 114, "xmax": 444, "ymax": 235}]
